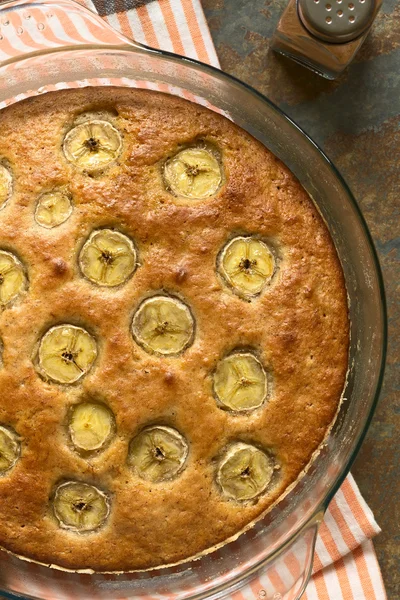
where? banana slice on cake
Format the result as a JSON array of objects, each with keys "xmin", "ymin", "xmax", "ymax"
[
  {"xmin": 79, "ymin": 229, "xmax": 137, "ymax": 287},
  {"xmin": 132, "ymin": 295, "xmax": 194, "ymax": 356},
  {"xmin": 0, "ymin": 426, "xmax": 20, "ymax": 474},
  {"xmin": 164, "ymin": 147, "xmax": 222, "ymax": 199},
  {"xmin": 53, "ymin": 481, "xmax": 110, "ymax": 532},
  {"xmin": 217, "ymin": 442, "xmax": 274, "ymax": 501},
  {"xmin": 213, "ymin": 352, "xmax": 267, "ymax": 412},
  {"xmin": 38, "ymin": 325, "xmax": 97, "ymax": 384},
  {"xmin": 69, "ymin": 402, "xmax": 114, "ymax": 452},
  {"xmin": 218, "ymin": 236, "xmax": 275, "ymax": 299},
  {"xmin": 0, "ymin": 250, "xmax": 27, "ymax": 308},
  {"xmin": 63, "ymin": 120, "xmax": 122, "ymax": 172},
  {"xmin": 0, "ymin": 164, "xmax": 12, "ymax": 209},
  {"xmin": 129, "ymin": 425, "xmax": 188, "ymax": 483},
  {"xmin": 35, "ymin": 190, "xmax": 73, "ymax": 228}
]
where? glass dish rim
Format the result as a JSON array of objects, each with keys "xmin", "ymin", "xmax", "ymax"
[{"xmin": 0, "ymin": 29, "xmax": 388, "ymax": 597}]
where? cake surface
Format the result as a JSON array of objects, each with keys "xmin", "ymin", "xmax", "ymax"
[{"xmin": 0, "ymin": 87, "xmax": 349, "ymax": 571}]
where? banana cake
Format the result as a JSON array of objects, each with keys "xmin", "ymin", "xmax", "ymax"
[{"xmin": 0, "ymin": 87, "xmax": 349, "ymax": 571}]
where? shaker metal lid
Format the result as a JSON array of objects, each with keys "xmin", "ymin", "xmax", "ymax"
[{"xmin": 298, "ymin": 0, "xmax": 376, "ymax": 43}]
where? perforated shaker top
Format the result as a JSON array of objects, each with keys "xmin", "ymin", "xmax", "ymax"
[{"xmin": 298, "ymin": 0, "xmax": 376, "ymax": 43}]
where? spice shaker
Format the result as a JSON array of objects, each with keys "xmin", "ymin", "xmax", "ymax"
[{"xmin": 271, "ymin": 0, "xmax": 382, "ymax": 79}]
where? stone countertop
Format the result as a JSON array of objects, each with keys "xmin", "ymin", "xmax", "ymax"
[{"xmin": 202, "ymin": 0, "xmax": 399, "ymax": 596}]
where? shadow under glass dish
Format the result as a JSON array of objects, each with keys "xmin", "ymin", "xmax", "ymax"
[{"xmin": 0, "ymin": 1, "xmax": 386, "ymax": 599}]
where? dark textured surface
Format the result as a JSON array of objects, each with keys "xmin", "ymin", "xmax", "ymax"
[
  {"xmin": 92, "ymin": 0, "xmax": 153, "ymax": 17},
  {"xmin": 202, "ymin": 0, "xmax": 399, "ymax": 596}
]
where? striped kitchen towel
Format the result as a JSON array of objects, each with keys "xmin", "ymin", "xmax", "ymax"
[{"xmin": 76, "ymin": 1, "xmax": 388, "ymax": 598}]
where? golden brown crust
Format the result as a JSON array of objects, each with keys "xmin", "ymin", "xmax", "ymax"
[{"xmin": 0, "ymin": 87, "xmax": 349, "ymax": 571}]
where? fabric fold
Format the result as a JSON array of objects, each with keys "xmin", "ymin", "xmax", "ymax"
[{"xmin": 314, "ymin": 474, "xmax": 381, "ymax": 573}]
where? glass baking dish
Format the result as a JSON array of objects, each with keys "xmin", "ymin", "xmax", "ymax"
[{"xmin": 0, "ymin": 1, "xmax": 387, "ymax": 598}]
